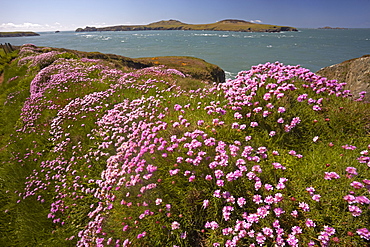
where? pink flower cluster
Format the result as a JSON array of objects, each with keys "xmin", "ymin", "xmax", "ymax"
[{"xmin": 10, "ymin": 46, "xmax": 369, "ymax": 246}]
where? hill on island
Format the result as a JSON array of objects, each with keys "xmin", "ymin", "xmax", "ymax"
[{"xmin": 76, "ymin": 19, "xmax": 298, "ymax": 33}]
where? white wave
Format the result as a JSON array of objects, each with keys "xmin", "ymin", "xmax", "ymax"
[
  {"xmin": 224, "ymin": 71, "xmax": 237, "ymax": 80},
  {"xmin": 101, "ymin": 37, "xmax": 111, "ymax": 41},
  {"xmin": 81, "ymin": 34, "xmax": 95, "ymax": 38},
  {"xmin": 193, "ymin": 33, "xmax": 218, "ymax": 37}
]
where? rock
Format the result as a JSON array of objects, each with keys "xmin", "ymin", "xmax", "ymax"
[
  {"xmin": 136, "ymin": 56, "xmax": 225, "ymax": 83},
  {"xmin": 316, "ymin": 55, "xmax": 370, "ymax": 101}
]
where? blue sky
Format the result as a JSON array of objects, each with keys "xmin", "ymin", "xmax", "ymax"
[{"xmin": 1, "ymin": 0, "xmax": 370, "ymax": 31}]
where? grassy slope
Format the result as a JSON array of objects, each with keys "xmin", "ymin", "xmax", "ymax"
[{"xmin": 0, "ymin": 46, "xmax": 369, "ymax": 246}]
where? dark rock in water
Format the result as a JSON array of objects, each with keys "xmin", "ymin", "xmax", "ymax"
[{"xmin": 316, "ymin": 55, "xmax": 370, "ymax": 101}]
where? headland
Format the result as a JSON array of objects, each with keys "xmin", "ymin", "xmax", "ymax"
[{"xmin": 0, "ymin": 31, "xmax": 40, "ymax": 37}]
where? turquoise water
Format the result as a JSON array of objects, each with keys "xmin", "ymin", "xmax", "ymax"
[{"xmin": 1, "ymin": 29, "xmax": 369, "ymax": 78}]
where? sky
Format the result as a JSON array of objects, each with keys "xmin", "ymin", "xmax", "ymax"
[{"xmin": 1, "ymin": 0, "xmax": 370, "ymax": 32}]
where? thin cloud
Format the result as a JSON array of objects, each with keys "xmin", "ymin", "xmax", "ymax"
[
  {"xmin": 0, "ymin": 22, "xmax": 66, "ymax": 31},
  {"xmin": 250, "ymin": 20, "xmax": 263, "ymax": 24}
]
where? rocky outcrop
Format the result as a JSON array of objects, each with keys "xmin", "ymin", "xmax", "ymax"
[
  {"xmin": 137, "ymin": 56, "xmax": 225, "ymax": 83},
  {"xmin": 316, "ymin": 55, "xmax": 370, "ymax": 101},
  {"xmin": 53, "ymin": 48, "xmax": 225, "ymax": 83}
]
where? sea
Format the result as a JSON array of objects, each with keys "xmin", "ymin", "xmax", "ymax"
[{"xmin": 1, "ymin": 28, "xmax": 369, "ymax": 79}]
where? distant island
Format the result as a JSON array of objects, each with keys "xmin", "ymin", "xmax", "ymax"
[
  {"xmin": 76, "ymin": 19, "xmax": 298, "ymax": 33},
  {"xmin": 318, "ymin": 26, "xmax": 348, "ymax": 30},
  {"xmin": 0, "ymin": 31, "xmax": 40, "ymax": 37}
]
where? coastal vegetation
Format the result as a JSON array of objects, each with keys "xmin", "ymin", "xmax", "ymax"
[
  {"xmin": 75, "ymin": 19, "xmax": 298, "ymax": 33},
  {"xmin": 0, "ymin": 44, "xmax": 369, "ymax": 246}
]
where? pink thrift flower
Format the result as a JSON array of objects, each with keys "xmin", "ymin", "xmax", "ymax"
[
  {"xmin": 356, "ymin": 228, "xmax": 370, "ymax": 240},
  {"xmin": 274, "ymin": 208, "xmax": 285, "ymax": 217},
  {"xmin": 202, "ymin": 200, "xmax": 209, "ymax": 208},
  {"xmin": 253, "ymin": 194, "xmax": 263, "ymax": 204},
  {"xmin": 356, "ymin": 195, "xmax": 370, "ymax": 204},
  {"xmin": 197, "ymin": 120, "xmax": 205, "ymax": 126},
  {"xmin": 346, "ymin": 167, "xmax": 358, "ymax": 175},
  {"xmin": 306, "ymin": 187, "xmax": 315, "ymax": 195},
  {"xmin": 291, "ymin": 210, "xmax": 298, "ymax": 218},
  {"xmin": 299, "ymin": 202, "xmax": 310, "ymax": 212},
  {"xmin": 274, "ymin": 193, "xmax": 283, "ymax": 203},
  {"xmin": 287, "ymin": 234, "xmax": 299, "ymax": 246},
  {"xmin": 262, "ymin": 227, "xmax": 274, "ymax": 238},
  {"xmin": 324, "ymin": 172, "xmax": 340, "ymax": 180},
  {"xmin": 188, "ymin": 175, "xmax": 196, "ymax": 182},
  {"xmin": 205, "ymin": 221, "xmax": 219, "ymax": 230},
  {"xmin": 252, "ymin": 165, "xmax": 262, "ymax": 173},
  {"xmin": 234, "ymin": 112, "xmax": 243, "ymax": 119},
  {"xmin": 264, "ymin": 184, "xmax": 274, "ymax": 191},
  {"xmin": 137, "ymin": 231, "xmax": 147, "ymax": 239},
  {"xmin": 250, "ymin": 121, "xmax": 258, "ymax": 127},
  {"xmin": 245, "ymin": 136, "xmax": 252, "ymax": 141},
  {"xmin": 291, "ymin": 226, "xmax": 302, "ymax": 235},
  {"xmin": 350, "ymin": 181, "xmax": 364, "ymax": 189},
  {"xmin": 343, "ymin": 194, "xmax": 356, "ymax": 203},
  {"xmin": 255, "ymin": 232, "xmax": 266, "ymax": 245},
  {"xmin": 174, "ymin": 104, "xmax": 182, "ymax": 111},
  {"xmin": 269, "ymin": 131, "xmax": 276, "ymax": 137},
  {"xmin": 348, "ymin": 205, "xmax": 362, "ymax": 216},
  {"xmin": 312, "ymin": 194, "xmax": 321, "ymax": 202},
  {"xmin": 305, "ymin": 218, "xmax": 316, "ymax": 228},
  {"xmin": 216, "ymin": 179, "xmax": 224, "ymax": 187},
  {"xmin": 272, "ymin": 162, "xmax": 286, "ymax": 170},
  {"xmin": 277, "ymin": 107, "xmax": 286, "ymax": 113},
  {"xmin": 155, "ymin": 198, "xmax": 162, "ymax": 205},
  {"xmin": 237, "ymin": 197, "xmax": 246, "ymax": 207},
  {"xmin": 213, "ymin": 190, "xmax": 221, "ymax": 198},
  {"xmin": 254, "ymin": 180, "xmax": 262, "ymax": 190},
  {"xmin": 264, "ymin": 195, "xmax": 275, "ymax": 204},
  {"xmin": 312, "ymin": 105, "xmax": 321, "ymax": 111},
  {"xmin": 171, "ymin": 221, "xmax": 180, "ymax": 230}
]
